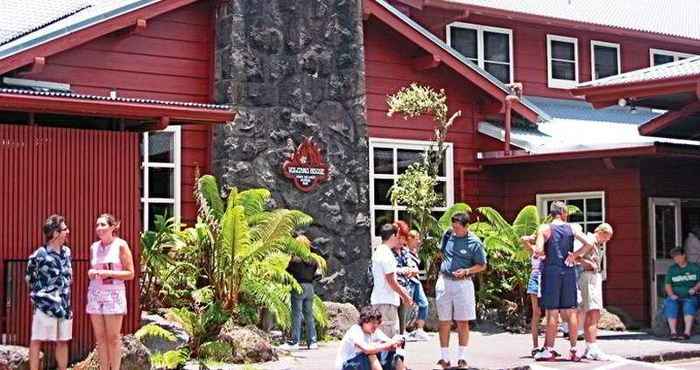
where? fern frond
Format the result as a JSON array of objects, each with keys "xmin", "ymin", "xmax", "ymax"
[
  {"xmin": 195, "ymin": 175, "xmax": 225, "ymax": 227},
  {"xmin": 313, "ymin": 295, "xmax": 329, "ymax": 329},
  {"xmin": 240, "ymin": 279, "xmax": 292, "ymax": 330},
  {"xmin": 151, "ymin": 348, "xmax": 189, "ymax": 370},
  {"xmin": 235, "ymin": 188, "xmax": 271, "ymax": 218},
  {"xmin": 199, "ymin": 340, "xmax": 233, "ymax": 362},
  {"xmin": 135, "ymin": 323, "xmax": 177, "ymax": 342}
]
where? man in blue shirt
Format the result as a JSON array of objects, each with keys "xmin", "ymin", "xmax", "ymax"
[
  {"xmin": 25, "ymin": 215, "xmax": 73, "ymax": 370},
  {"xmin": 435, "ymin": 213, "xmax": 487, "ymax": 369}
]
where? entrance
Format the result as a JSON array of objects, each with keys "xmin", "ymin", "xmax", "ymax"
[{"xmin": 648, "ymin": 198, "xmax": 700, "ymax": 319}]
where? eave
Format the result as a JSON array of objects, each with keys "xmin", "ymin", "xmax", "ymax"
[
  {"xmin": 571, "ymin": 75, "xmax": 700, "ymax": 109},
  {"xmin": 638, "ymin": 101, "xmax": 700, "ymax": 138}
]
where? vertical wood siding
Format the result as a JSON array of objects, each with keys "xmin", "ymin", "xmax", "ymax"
[{"xmin": 0, "ymin": 124, "xmax": 141, "ymax": 363}]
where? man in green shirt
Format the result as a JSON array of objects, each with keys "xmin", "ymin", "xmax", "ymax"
[{"xmin": 664, "ymin": 247, "xmax": 700, "ymax": 340}]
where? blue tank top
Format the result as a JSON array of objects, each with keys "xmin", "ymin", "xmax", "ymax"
[{"xmin": 544, "ymin": 223, "xmax": 575, "ymax": 269}]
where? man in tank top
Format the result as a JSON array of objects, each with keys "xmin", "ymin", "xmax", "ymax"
[{"xmin": 533, "ymin": 201, "xmax": 595, "ymax": 362}]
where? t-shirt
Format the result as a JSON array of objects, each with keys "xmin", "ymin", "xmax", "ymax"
[
  {"xmin": 335, "ymin": 324, "xmax": 391, "ymax": 370},
  {"xmin": 371, "ymin": 244, "xmax": 400, "ymax": 306},
  {"xmin": 439, "ymin": 231, "xmax": 487, "ymax": 274},
  {"xmin": 665, "ymin": 262, "xmax": 700, "ymax": 298}
]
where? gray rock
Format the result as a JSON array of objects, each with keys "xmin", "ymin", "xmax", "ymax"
[
  {"xmin": 598, "ymin": 308, "xmax": 626, "ymax": 331},
  {"xmin": 0, "ymin": 345, "xmax": 32, "ymax": 370},
  {"xmin": 73, "ymin": 335, "xmax": 151, "ymax": 370},
  {"xmin": 140, "ymin": 312, "xmax": 190, "ymax": 353},
  {"xmin": 218, "ymin": 321, "xmax": 277, "ymax": 363},
  {"xmin": 323, "ymin": 301, "xmax": 360, "ymax": 339}
]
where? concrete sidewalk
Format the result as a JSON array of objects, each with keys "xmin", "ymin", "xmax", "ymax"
[{"xmin": 261, "ymin": 330, "xmax": 700, "ymax": 370}]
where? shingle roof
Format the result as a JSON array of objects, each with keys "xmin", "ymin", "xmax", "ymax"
[
  {"xmin": 478, "ymin": 96, "xmax": 700, "ymax": 154},
  {"xmin": 576, "ymin": 56, "xmax": 700, "ymax": 89},
  {"xmin": 444, "ymin": 0, "xmax": 700, "ymax": 40},
  {"xmin": 0, "ymin": 0, "xmax": 157, "ymax": 59}
]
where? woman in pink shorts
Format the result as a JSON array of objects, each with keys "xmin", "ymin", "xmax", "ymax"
[{"xmin": 87, "ymin": 214, "xmax": 134, "ymax": 370}]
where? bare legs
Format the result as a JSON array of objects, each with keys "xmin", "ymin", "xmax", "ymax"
[
  {"xmin": 560, "ymin": 309, "xmax": 578, "ymax": 348},
  {"xmin": 30, "ymin": 340, "xmax": 69, "ymax": 370},
  {"xmin": 90, "ymin": 314, "xmax": 124, "ymax": 370},
  {"xmin": 29, "ymin": 341, "xmax": 42, "ymax": 370},
  {"xmin": 583, "ymin": 309, "xmax": 600, "ymax": 344},
  {"xmin": 530, "ymin": 295, "xmax": 542, "ymax": 349}
]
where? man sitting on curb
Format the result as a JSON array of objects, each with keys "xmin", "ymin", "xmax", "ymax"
[
  {"xmin": 335, "ymin": 306, "xmax": 408, "ymax": 370},
  {"xmin": 664, "ymin": 246, "xmax": 700, "ymax": 340}
]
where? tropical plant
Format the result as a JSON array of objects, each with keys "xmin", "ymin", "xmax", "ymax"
[
  {"xmin": 135, "ymin": 324, "xmax": 190, "ymax": 370},
  {"xmin": 165, "ymin": 303, "xmax": 230, "ymax": 356}
]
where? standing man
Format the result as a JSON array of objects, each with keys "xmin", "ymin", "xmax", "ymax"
[
  {"xmin": 435, "ymin": 213, "xmax": 487, "ymax": 369},
  {"xmin": 25, "ymin": 215, "xmax": 73, "ymax": 370},
  {"xmin": 533, "ymin": 202, "xmax": 595, "ymax": 362},
  {"xmin": 371, "ymin": 223, "xmax": 414, "ymax": 338}
]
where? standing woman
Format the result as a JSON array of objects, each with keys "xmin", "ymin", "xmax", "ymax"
[{"xmin": 87, "ymin": 214, "xmax": 135, "ymax": 370}]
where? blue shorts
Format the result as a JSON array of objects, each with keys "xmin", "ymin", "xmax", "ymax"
[
  {"xmin": 541, "ymin": 266, "xmax": 577, "ymax": 310},
  {"xmin": 527, "ymin": 271, "xmax": 541, "ymax": 296},
  {"xmin": 663, "ymin": 297, "xmax": 699, "ymax": 319},
  {"xmin": 342, "ymin": 351, "xmax": 398, "ymax": 370}
]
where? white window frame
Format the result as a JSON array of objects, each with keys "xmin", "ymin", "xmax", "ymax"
[
  {"xmin": 547, "ymin": 34, "xmax": 579, "ymax": 89},
  {"xmin": 446, "ymin": 22, "xmax": 514, "ymax": 84},
  {"xmin": 141, "ymin": 125, "xmax": 181, "ymax": 230},
  {"xmin": 590, "ymin": 40, "xmax": 621, "ymax": 80},
  {"xmin": 368, "ymin": 138, "xmax": 454, "ymax": 238},
  {"xmin": 649, "ymin": 48, "xmax": 696, "ymax": 66}
]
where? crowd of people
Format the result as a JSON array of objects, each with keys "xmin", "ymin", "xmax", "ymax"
[{"xmin": 26, "ymin": 214, "xmax": 134, "ymax": 370}]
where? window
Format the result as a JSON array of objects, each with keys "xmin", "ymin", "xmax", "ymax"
[
  {"xmin": 141, "ymin": 126, "xmax": 181, "ymax": 230},
  {"xmin": 447, "ymin": 22, "xmax": 513, "ymax": 84},
  {"xmin": 650, "ymin": 48, "xmax": 695, "ymax": 66},
  {"xmin": 369, "ymin": 138, "xmax": 454, "ymax": 237},
  {"xmin": 547, "ymin": 35, "xmax": 579, "ymax": 89},
  {"xmin": 591, "ymin": 41, "xmax": 620, "ymax": 80},
  {"xmin": 536, "ymin": 191, "xmax": 605, "ymax": 234}
]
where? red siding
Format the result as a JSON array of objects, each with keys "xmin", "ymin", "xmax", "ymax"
[
  {"xmin": 19, "ymin": 1, "xmax": 214, "ymax": 225},
  {"xmin": 0, "ymin": 124, "xmax": 141, "ymax": 363}
]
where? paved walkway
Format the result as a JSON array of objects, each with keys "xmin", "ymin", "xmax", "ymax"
[{"xmin": 260, "ymin": 330, "xmax": 700, "ymax": 370}]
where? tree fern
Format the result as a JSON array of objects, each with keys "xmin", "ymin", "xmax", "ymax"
[
  {"xmin": 151, "ymin": 349, "xmax": 189, "ymax": 370},
  {"xmin": 135, "ymin": 323, "xmax": 177, "ymax": 342},
  {"xmin": 196, "ymin": 175, "xmax": 225, "ymax": 227},
  {"xmin": 235, "ymin": 188, "xmax": 271, "ymax": 218}
]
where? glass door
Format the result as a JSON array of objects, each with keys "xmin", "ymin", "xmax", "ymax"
[{"xmin": 648, "ymin": 198, "xmax": 682, "ymax": 319}]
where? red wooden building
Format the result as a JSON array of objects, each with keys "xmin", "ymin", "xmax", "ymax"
[{"xmin": 0, "ymin": 0, "xmax": 233, "ymax": 363}]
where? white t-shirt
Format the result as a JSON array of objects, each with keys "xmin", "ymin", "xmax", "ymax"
[
  {"xmin": 335, "ymin": 324, "xmax": 391, "ymax": 370},
  {"xmin": 370, "ymin": 244, "xmax": 399, "ymax": 306}
]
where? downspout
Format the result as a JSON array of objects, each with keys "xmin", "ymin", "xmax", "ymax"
[{"xmin": 503, "ymin": 83, "xmax": 523, "ymax": 156}]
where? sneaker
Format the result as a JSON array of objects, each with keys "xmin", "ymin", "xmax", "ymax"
[
  {"xmin": 585, "ymin": 347, "xmax": 608, "ymax": 361},
  {"xmin": 436, "ymin": 359, "xmax": 450, "ymax": 369},
  {"xmin": 534, "ymin": 348, "xmax": 556, "ymax": 361},
  {"xmin": 456, "ymin": 359, "xmax": 468, "ymax": 368},
  {"xmin": 412, "ymin": 329, "xmax": 431, "ymax": 341},
  {"xmin": 308, "ymin": 342, "xmax": 319, "ymax": 350},
  {"xmin": 531, "ymin": 347, "xmax": 543, "ymax": 358},
  {"xmin": 569, "ymin": 348, "xmax": 581, "ymax": 362},
  {"xmin": 278, "ymin": 342, "xmax": 299, "ymax": 351}
]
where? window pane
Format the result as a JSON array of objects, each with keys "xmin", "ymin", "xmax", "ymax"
[
  {"xmin": 586, "ymin": 198, "xmax": 603, "ymax": 221},
  {"xmin": 148, "ymin": 203, "xmax": 173, "ymax": 230},
  {"xmin": 434, "ymin": 181, "xmax": 446, "ymax": 207},
  {"xmin": 374, "ymin": 209, "xmax": 394, "ymax": 236},
  {"xmin": 398, "ymin": 210, "xmax": 414, "ymax": 229},
  {"xmin": 373, "ymin": 148, "xmax": 393, "ymax": 174},
  {"xmin": 655, "ymin": 205, "xmax": 677, "ymax": 259},
  {"xmin": 374, "ymin": 179, "xmax": 394, "ymax": 206},
  {"xmin": 148, "ymin": 168, "xmax": 174, "ymax": 198},
  {"xmin": 586, "ymin": 223, "xmax": 597, "ymax": 234},
  {"xmin": 431, "ymin": 210, "xmax": 445, "ymax": 223},
  {"xmin": 567, "ymin": 199, "xmax": 585, "ymax": 223},
  {"xmin": 485, "ymin": 62, "xmax": 510, "ymax": 83},
  {"xmin": 551, "ymin": 40, "xmax": 575, "ymax": 60},
  {"xmin": 450, "ymin": 27, "xmax": 478, "ymax": 60},
  {"xmin": 552, "ymin": 60, "xmax": 576, "ymax": 80},
  {"xmin": 148, "ymin": 132, "xmax": 174, "ymax": 163},
  {"xmin": 653, "ymin": 53, "xmax": 674, "ymax": 66},
  {"xmin": 484, "ymin": 32, "xmax": 510, "ymax": 63},
  {"xmin": 397, "ymin": 149, "xmax": 422, "ymax": 174},
  {"xmin": 593, "ymin": 45, "xmax": 618, "ymax": 79}
]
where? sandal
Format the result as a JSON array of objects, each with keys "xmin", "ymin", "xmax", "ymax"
[
  {"xmin": 670, "ymin": 333, "xmax": 681, "ymax": 341},
  {"xmin": 681, "ymin": 333, "xmax": 691, "ymax": 341}
]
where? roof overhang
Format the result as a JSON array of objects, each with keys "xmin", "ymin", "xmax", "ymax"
[
  {"xmin": 364, "ymin": 0, "xmax": 546, "ymax": 124},
  {"xmin": 571, "ymin": 75, "xmax": 700, "ymax": 110},
  {"xmin": 639, "ymin": 101, "xmax": 700, "ymax": 139},
  {"xmin": 0, "ymin": 90, "xmax": 234, "ymax": 128},
  {"xmin": 477, "ymin": 142, "xmax": 700, "ymax": 166}
]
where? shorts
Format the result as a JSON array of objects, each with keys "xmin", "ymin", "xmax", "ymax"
[
  {"xmin": 541, "ymin": 266, "xmax": 578, "ymax": 310},
  {"xmin": 31, "ymin": 309, "xmax": 72, "ymax": 341},
  {"xmin": 527, "ymin": 271, "xmax": 541, "ymax": 296},
  {"xmin": 86, "ymin": 288, "xmax": 127, "ymax": 315},
  {"xmin": 342, "ymin": 351, "xmax": 399, "ymax": 370},
  {"xmin": 435, "ymin": 276, "xmax": 476, "ymax": 321},
  {"xmin": 579, "ymin": 271, "xmax": 603, "ymax": 311},
  {"xmin": 373, "ymin": 304, "xmax": 399, "ymax": 338},
  {"xmin": 663, "ymin": 296, "xmax": 699, "ymax": 319}
]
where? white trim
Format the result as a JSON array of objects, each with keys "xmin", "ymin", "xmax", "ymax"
[
  {"xmin": 547, "ymin": 34, "xmax": 579, "ymax": 89},
  {"xmin": 446, "ymin": 22, "xmax": 514, "ymax": 84},
  {"xmin": 647, "ymin": 197, "xmax": 682, "ymax": 320},
  {"xmin": 536, "ymin": 191, "xmax": 606, "ymax": 224},
  {"xmin": 649, "ymin": 48, "xmax": 696, "ymax": 66},
  {"xmin": 141, "ymin": 126, "xmax": 181, "ymax": 230},
  {"xmin": 590, "ymin": 40, "xmax": 621, "ymax": 80},
  {"xmin": 368, "ymin": 138, "xmax": 454, "ymax": 237}
]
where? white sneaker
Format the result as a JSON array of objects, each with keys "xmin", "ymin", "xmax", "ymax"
[
  {"xmin": 279, "ymin": 343, "xmax": 299, "ymax": 351},
  {"xmin": 412, "ymin": 329, "xmax": 431, "ymax": 341},
  {"xmin": 534, "ymin": 348, "xmax": 556, "ymax": 361},
  {"xmin": 308, "ymin": 343, "xmax": 319, "ymax": 350},
  {"xmin": 585, "ymin": 346, "xmax": 608, "ymax": 361}
]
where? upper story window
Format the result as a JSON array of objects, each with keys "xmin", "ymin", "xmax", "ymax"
[
  {"xmin": 650, "ymin": 48, "xmax": 695, "ymax": 66},
  {"xmin": 446, "ymin": 22, "xmax": 513, "ymax": 84},
  {"xmin": 141, "ymin": 126, "xmax": 181, "ymax": 230},
  {"xmin": 591, "ymin": 41, "xmax": 620, "ymax": 80},
  {"xmin": 547, "ymin": 34, "xmax": 579, "ymax": 89}
]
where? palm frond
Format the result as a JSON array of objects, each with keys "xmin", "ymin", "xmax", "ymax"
[
  {"xmin": 437, "ymin": 203, "xmax": 472, "ymax": 231},
  {"xmin": 511, "ymin": 205, "xmax": 540, "ymax": 237},
  {"xmin": 195, "ymin": 175, "xmax": 225, "ymax": 224}
]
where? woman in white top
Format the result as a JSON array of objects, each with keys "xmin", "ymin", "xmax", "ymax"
[{"xmin": 87, "ymin": 214, "xmax": 135, "ymax": 370}]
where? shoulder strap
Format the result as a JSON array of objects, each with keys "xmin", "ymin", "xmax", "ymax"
[{"xmin": 441, "ymin": 230, "xmax": 452, "ymax": 250}]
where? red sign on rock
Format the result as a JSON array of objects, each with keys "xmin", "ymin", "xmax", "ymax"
[{"xmin": 282, "ymin": 137, "xmax": 330, "ymax": 192}]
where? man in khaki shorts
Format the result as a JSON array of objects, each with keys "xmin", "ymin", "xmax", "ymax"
[
  {"xmin": 435, "ymin": 213, "xmax": 487, "ymax": 369},
  {"xmin": 371, "ymin": 223, "xmax": 413, "ymax": 338},
  {"xmin": 25, "ymin": 215, "xmax": 73, "ymax": 370},
  {"xmin": 577, "ymin": 223, "xmax": 614, "ymax": 360}
]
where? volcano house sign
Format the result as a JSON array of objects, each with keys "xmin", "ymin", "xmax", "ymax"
[{"xmin": 282, "ymin": 137, "xmax": 330, "ymax": 192}]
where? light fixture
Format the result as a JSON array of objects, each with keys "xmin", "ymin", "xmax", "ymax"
[{"xmin": 617, "ymin": 98, "xmax": 627, "ymax": 107}]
